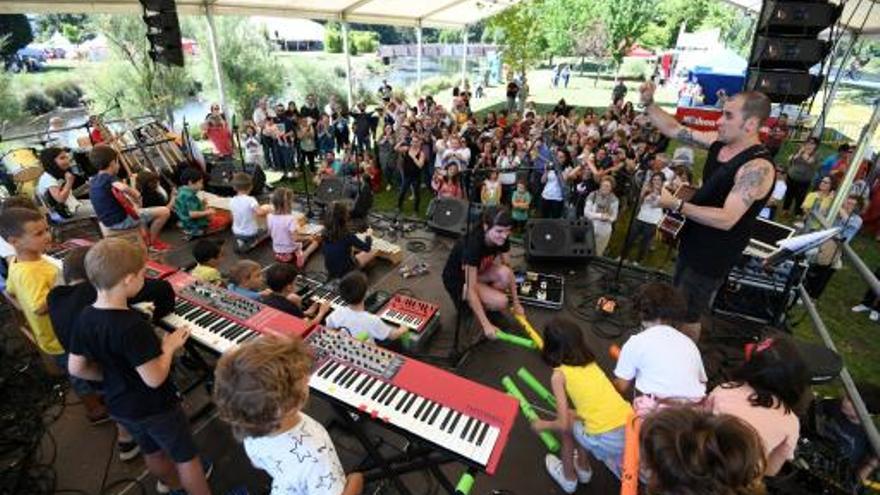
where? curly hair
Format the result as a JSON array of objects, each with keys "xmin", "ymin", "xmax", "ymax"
[
  {"xmin": 641, "ymin": 407, "xmax": 767, "ymax": 495},
  {"xmin": 213, "ymin": 335, "xmax": 313, "ymax": 441}
]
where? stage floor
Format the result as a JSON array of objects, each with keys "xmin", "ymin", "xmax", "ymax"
[{"xmin": 45, "ymin": 214, "xmax": 724, "ymax": 495}]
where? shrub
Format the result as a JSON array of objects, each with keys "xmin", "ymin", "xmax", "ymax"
[
  {"xmin": 618, "ymin": 57, "xmax": 652, "ymax": 80},
  {"xmin": 325, "ymin": 27, "xmax": 343, "ymax": 53},
  {"xmin": 45, "ymin": 81, "xmax": 84, "ymax": 108},
  {"xmin": 22, "ymin": 91, "xmax": 54, "ymax": 116},
  {"xmin": 418, "ymin": 75, "xmax": 457, "ymax": 98},
  {"xmin": 351, "ymin": 31, "xmax": 379, "ymax": 55}
]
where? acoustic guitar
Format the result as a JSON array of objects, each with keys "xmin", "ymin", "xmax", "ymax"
[{"xmin": 657, "ymin": 184, "xmax": 697, "ymax": 242}]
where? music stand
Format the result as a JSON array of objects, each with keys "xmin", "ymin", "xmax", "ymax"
[{"xmin": 762, "ymin": 227, "xmax": 841, "ymax": 269}]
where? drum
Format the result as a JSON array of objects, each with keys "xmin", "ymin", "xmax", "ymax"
[{"xmin": 2, "ymin": 148, "xmax": 40, "ymax": 174}]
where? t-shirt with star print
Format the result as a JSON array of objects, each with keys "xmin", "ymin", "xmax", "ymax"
[{"xmin": 243, "ymin": 413, "xmax": 346, "ymax": 495}]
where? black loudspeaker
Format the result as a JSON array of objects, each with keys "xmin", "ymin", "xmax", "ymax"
[
  {"xmin": 525, "ymin": 218, "xmax": 594, "ymax": 261},
  {"xmin": 746, "ymin": 69, "xmax": 823, "ymax": 105},
  {"xmin": 315, "ymin": 177, "xmax": 346, "ymax": 205},
  {"xmin": 426, "ymin": 198, "xmax": 483, "ymax": 237},
  {"xmin": 140, "ymin": 0, "xmax": 184, "ymax": 67}
]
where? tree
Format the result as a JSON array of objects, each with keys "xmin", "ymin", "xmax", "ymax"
[
  {"xmin": 539, "ymin": 0, "xmax": 599, "ymax": 59},
  {"xmin": 34, "ymin": 14, "xmax": 92, "ymax": 43},
  {"xmin": 190, "ymin": 16, "xmax": 285, "ymax": 120},
  {"xmin": 0, "ymin": 37, "xmax": 20, "ymax": 122},
  {"xmin": 0, "ymin": 15, "xmax": 34, "ymax": 58},
  {"xmin": 488, "ymin": 1, "xmax": 547, "ymax": 77},
  {"xmin": 600, "ymin": 0, "xmax": 657, "ymax": 67},
  {"xmin": 574, "ymin": 20, "xmax": 610, "ymax": 84},
  {"xmin": 85, "ymin": 15, "xmax": 195, "ymax": 124}
]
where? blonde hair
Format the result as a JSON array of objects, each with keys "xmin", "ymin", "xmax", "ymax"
[
  {"xmin": 213, "ymin": 335, "xmax": 313, "ymax": 440},
  {"xmin": 229, "ymin": 259, "xmax": 261, "ymax": 285},
  {"xmin": 85, "ymin": 238, "xmax": 146, "ymax": 290}
]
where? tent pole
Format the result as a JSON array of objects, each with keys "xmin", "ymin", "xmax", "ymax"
[
  {"xmin": 825, "ymin": 97, "xmax": 880, "ymax": 224},
  {"xmin": 342, "ymin": 21, "xmax": 354, "ymax": 110},
  {"xmin": 813, "ymin": 32, "xmax": 860, "ymax": 139},
  {"xmin": 416, "ymin": 22, "xmax": 423, "ymax": 96},
  {"xmin": 460, "ymin": 26, "xmax": 469, "ymax": 88},
  {"xmin": 204, "ymin": 6, "xmax": 227, "ymax": 114}
]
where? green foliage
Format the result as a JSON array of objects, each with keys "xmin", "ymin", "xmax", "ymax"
[
  {"xmin": 351, "ymin": 31, "xmax": 378, "ymax": 54},
  {"xmin": 637, "ymin": 0, "xmax": 751, "ymax": 54},
  {"xmin": 418, "ymin": 75, "xmax": 458, "ymax": 98},
  {"xmin": 23, "ymin": 91, "xmax": 54, "ymax": 116},
  {"xmin": 190, "ymin": 16, "xmax": 285, "ymax": 121},
  {"xmin": 601, "ymin": 0, "xmax": 657, "ymax": 65},
  {"xmin": 285, "ymin": 57, "xmax": 373, "ymax": 110},
  {"xmin": 86, "ymin": 15, "xmax": 195, "ymax": 123},
  {"xmin": 617, "ymin": 57, "xmax": 652, "ymax": 80},
  {"xmin": 0, "ymin": 15, "xmax": 34, "ymax": 58},
  {"xmin": 325, "ymin": 22, "xmax": 343, "ymax": 53},
  {"xmin": 34, "ymin": 14, "xmax": 91, "ymax": 42},
  {"xmin": 0, "ymin": 38, "xmax": 20, "ymax": 122},
  {"xmin": 539, "ymin": 0, "xmax": 600, "ymax": 58},
  {"xmin": 45, "ymin": 81, "xmax": 84, "ymax": 108},
  {"xmin": 488, "ymin": 1, "xmax": 547, "ymax": 76}
]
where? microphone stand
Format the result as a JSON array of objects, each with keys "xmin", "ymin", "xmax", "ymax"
[{"xmin": 605, "ymin": 168, "xmax": 647, "ymax": 294}]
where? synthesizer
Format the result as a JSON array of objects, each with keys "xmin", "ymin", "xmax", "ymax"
[
  {"xmin": 161, "ymin": 271, "xmax": 310, "ymax": 354},
  {"xmin": 306, "ymin": 325, "xmax": 518, "ymax": 474},
  {"xmin": 145, "ymin": 260, "xmax": 178, "ymax": 280},
  {"xmin": 377, "ymin": 294, "xmax": 439, "ymax": 334},
  {"xmin": 356, "ymin": 232, "xmax": 403, "ymax": 265}
]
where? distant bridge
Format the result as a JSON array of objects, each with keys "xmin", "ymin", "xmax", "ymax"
[{"xmin": 377, "ymin": 43, "xmax": 498, "ymax": 59}]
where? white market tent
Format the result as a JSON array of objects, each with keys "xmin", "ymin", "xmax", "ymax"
[
  {"xmin": 252, "ymin": 16, "xmax": 325, "ymax": 43},
  {"xmin": 0, "ymin": 0, "xmax": 519, "ymax": 111}
]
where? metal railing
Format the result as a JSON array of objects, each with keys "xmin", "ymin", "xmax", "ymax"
[{"xmin": 800, "ymin": 210, "xmax": 880, "ymax": 461}]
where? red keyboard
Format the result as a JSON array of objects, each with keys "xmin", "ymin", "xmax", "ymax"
[
  {"xmin": 46, "ymin": 238, "xmax": 93, "ymax": 261},
  {"xmin": 307, "ymin": 325, "xmax": 518, "ymax": 474},
  {"xmin": 161, "ymin": 272, "xmax": 310, "ymax": 354},
  {"xmin": 377, "ymin": 294, "xmax": 439, "ymax": 333},
  {"xmin": 145, "ymin": 260, "xmax": 178, "ymax": 279}
]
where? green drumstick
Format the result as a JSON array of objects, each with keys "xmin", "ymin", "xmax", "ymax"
[
  {"xmin": 501, "ymin": 376, "xmax": 561, "ymax": 453},
  {"xmin": 454, "ymin": 472, "xmax": 475, "ymax": 495},
  {"xmin": 517, "ymin": 367, "xmax": 556, "ymax": 409},
  {"xmin": 495, "ymin": 330, "xmax": 538, "ymax": 350}
]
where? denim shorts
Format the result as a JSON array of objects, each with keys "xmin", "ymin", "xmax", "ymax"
[
  {"xmin": 107, "ymin": 208, "xmax": 156, "ymax": 230},
  {"xmin": 573, "ymin": 421, "xmax": 626, "ymax": 479},
  {"xmin": 113, "ymin": 405, "xmax": 199, "ymax": 463}
]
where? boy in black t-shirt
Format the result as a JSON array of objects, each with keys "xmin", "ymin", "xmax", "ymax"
[
  {"xmin": 441, "ymin": 207, "xmax": 525, "ymax": 339},
  {"xmin": 261, "ymin": 263, "xmax": 330, "ymax": 326},
  {"xmin": 67, "ymin": 239, "xmax": 211, "ymax": 495}
]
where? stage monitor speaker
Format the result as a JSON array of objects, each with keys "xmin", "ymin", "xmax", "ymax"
[
  {"xmin": 746, "ymin": 69, "xmax": 823, "ymax": 105},
  {"xmin": 140, "ymin": 0, "xmax": 184, "ymax": 67},
  {"xmin": 750, "ymin": 36, "xmax": 831, "ymax": 70},
  {"xmin": 525, "ymin": 218, "xmax": 594, "ymax": 261},
  {"xmin": 315, "ymin": 177, "xmax": 347, "ymax": 206},
  {"xmin": 426, "ymin": 198, "xmax": 483, "ymax": 237}
]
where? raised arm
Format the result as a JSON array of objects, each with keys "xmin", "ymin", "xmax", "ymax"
[
  {"xmin": 639, "ymin": 81, "xmax": 716, "ymax": 149},
  {"xmin": 659, "ymin": 158, "xmax": 775, "ymax": 231}
]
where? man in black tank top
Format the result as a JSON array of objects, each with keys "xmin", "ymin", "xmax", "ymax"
[{"xmin": 639, "ymin": 82, "xmax": 776, "ymax": 340}]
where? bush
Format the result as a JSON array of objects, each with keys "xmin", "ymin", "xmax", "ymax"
[
  {"xmin": 45, "ymin": 81, "xmax": 84, "ymax": 108},
  {"xmin": 0, "ymin": 73, "xmax": 18, "ymax": 122},
  {"xmin": 325, "ymin": 27, "xmax": 343, "ymax": 53},
  {"xmin": 618, "ymin": 57, "xmax": 652, "ymax": 80},
  {"xmin": 418, "ymin": 75, "xmax": 457, "ymax": 97},
  {"xmin": 22, "ymin": 91, "xmax": 54, "ymax": 116},
  {"xmin": 351, "ymin": 31, "xmax": 379, "ymax": 55}
]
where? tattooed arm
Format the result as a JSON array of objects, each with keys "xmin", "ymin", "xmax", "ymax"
[
  {"xmin": 659, "ymin": 159, "xmax": 775, "ymax": 230},
  {"xmin": 639, "ymin": 81, "xmax": 716, "ymax": 148}
]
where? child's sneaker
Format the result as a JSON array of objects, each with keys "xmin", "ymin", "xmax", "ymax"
[
  {"xmin": 852, "ymin": 304, "xmax": 870, "ymax": 313},
  {"xmin": 117, "ymin": 440, "xmax": 141, "ymax": 461},
  {"xmin": 150, "ymin": 238, "xmax": 172, "ymax": 251},
  {"xmin": 158, "ymin": 459, "xmax": 213, "ymax": 494},
  {"xmin": 545, "ymin": 454, "xmax": 577, "ymax": 494},
  {"xmin": 573, "ymin": 452, "xmax": 592, "ymax": 484}
]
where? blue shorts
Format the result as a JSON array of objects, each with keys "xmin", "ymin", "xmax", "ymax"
[
  {"xmin": 53, "ymin": 352, "xmax": 100, "ymax": 397},
  {"xmin": 573, "ymin": 421, "xmax": 626, "ymax": 479},
  {"xmin": 107, "ymin": 208, "xmax": 158, "ymax": 230},
  {"xmin": 113, "ymin": 405, "xmax": 199, "ymax": 463}
]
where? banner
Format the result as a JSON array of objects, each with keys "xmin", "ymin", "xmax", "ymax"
[{"xmin": 675, "ymin": 106, "xmax": 722, "ymax": 132}]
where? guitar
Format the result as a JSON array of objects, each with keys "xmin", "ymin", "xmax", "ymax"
[
  {"xmin": 111, "ymin": 183, "xmax": 141, "ymax": 221},
  {"xmin": 657, "ymin": 184, "xmax": 697, "ymax": 242}
]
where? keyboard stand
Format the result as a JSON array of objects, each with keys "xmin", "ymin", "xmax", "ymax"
[
  {"xmin": 177, "ymin": 342, "xmax": 216, "ymax": 424},
  {"xmin": 326, "ymin": 401, "xmax": 466, "ymax": 495}
]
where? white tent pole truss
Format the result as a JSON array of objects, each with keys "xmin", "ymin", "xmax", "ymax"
[{"xmin": 203, "ymin": 6, "xmax": 227, "ymax": 114}]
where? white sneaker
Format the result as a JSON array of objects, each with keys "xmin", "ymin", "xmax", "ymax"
[
  {"xmin": 545, "ymin": 454, "xmax": 578, "ymax": 494},
  {"xmin": 573, "ymin": 453, "xmax": 592, "ymax": 484},
  {"xmin": 852, "ymin": 304, "xmax": 870, "ymax": 313},
  {"xmin": 870, "ymin": 310, "xmax": 879, "ymax": 322}
]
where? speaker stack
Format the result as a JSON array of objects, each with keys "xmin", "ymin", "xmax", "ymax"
[
  {"xmin": 525, "ymin": 218, "xmax": 594, "ymax": 261},
  {"xmin": 426, "ymin": 198, "xmax": 484, "ymax": 237}
]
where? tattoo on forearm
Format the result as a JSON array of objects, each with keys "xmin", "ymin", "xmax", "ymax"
[
  {"xmin": 675, "ymin": 127, "xmax": 704, "ymax": 148},
  {"xmin": 732, "ymin": 163, "xmax": 770, "ymax": 207}
]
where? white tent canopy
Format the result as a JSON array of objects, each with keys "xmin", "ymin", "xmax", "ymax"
[
  {"xmin": 719, "ymin": 0, "xmax": 880, "ymax": 36},
  {"xmin": 0, "ymin": 0, "xmax": 518, "ymax": 28},
  {"xmin": 252, "ymin": 16, "xmax": 325, "ymax": 42}
]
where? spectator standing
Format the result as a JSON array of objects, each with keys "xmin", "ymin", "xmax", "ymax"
[{"xmin": 783, "ymin": 137, "xmax": 820, "ymax": 214}]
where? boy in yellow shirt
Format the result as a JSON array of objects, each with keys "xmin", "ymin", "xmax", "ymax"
[
  {"xmin": 190, "ymin": 239, "xmax": 222, "ymax": 285},
  {"xmin": 0, "ymin": 207, "xmax": 109, "ymax": 423}
]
